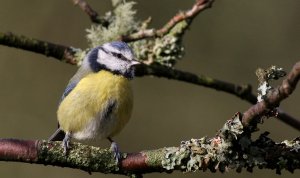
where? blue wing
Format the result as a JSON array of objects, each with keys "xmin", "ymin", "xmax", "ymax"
[
  {"xmin": 59, "ymin": 48, "xmax": 99, "ymax": 103},
  {"xmin": 52, "ymin": 80, "xmax": 78, "ymax": 138},
  {"xmin": 59, "ymin": 46, "xmax": 105, "ymax": 104},
  {"xmin": 60, "ymin": 81, "xmax": 78, "ymax": 103},
  {"xmin": 55, "ymin": 80, "xmax": 78, "ymax": 130}
]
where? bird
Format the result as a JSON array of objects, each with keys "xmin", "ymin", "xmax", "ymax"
[{"xmin": 48, "ymin": 41, "xmax": 139, "ymax": 162}]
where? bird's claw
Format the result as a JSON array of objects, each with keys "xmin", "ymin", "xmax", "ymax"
[
  {"xmin": 62, "ymin": 132, "xmax": 71, "ymax": 155},
  {"xmin": 110, "ymin": 141, "xmax": 121, "ymax": 164}
]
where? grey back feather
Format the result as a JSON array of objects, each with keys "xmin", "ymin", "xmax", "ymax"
[{"xmin": 60, "ymin": 53, "xmax": 94, "ymax": 103}]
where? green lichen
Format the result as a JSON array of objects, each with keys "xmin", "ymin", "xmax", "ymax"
[
  {"xmin": 83, "ymin": 0, "xmax": 186, "ymax": 67},
  {"xmin": 162, "ymin": 146, "xmax": 190, "ymax": 170},
  {"xmin": 129, "ymin": 33, "xmax": 184, "ymax": 66},
  {"xmin": 86, "ymin": 1, "xmax": 137, "ymax": 48},
  {"xmin": 129, "ymin": 39, "xmax": 154, "ymax": 64},
  {"xmin": 130, "ymin": 20, "xmax": 186, "ymax": 66},
  {"xmin": 256, "ymin": 65, "xmax": 286, "ymax": 102},
  {"xmin": 38, "ymin": 140, "xmax": 118, "ymax": 173},
  {"xmin": 152, "ymin": 35, "xmax": 184, "ymax": 66},
  {"xmin": 162, "ymin": 113, "xmax": 245, "ymax": 172},
  {"xmin": 143, "ymin": 148, "xmax": 166, "ymax": 168},
  {"xmin": 71, "ymin": 47, "xmax": 86, "ymax": 66},
  {"xmin": 162, "ymin": 122, "xmax": 299, "ymax": 174},
  {"xmin": 220, "ymin": 113, "xmax": 244, "ymax": 140}
]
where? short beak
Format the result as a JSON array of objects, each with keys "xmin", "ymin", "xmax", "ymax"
[{"xmin": 131, "ymin": 59, "xmax": 141, "ymax": 66}]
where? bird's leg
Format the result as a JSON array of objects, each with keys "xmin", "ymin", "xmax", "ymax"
[
  {"xmin": 108, "ymin": 137, "xmax": 121, "ymax": 164},
  {"xmin": 62, "ymin": 132, "xmax": 71, "ymax": 155}
]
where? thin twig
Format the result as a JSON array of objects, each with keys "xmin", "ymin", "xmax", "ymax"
[
  {"xmin": 71, "ymin": 0, "xmax": 109, "ymax": 25},
  {"xmin": 135, "ymin": 63, "xmax": 256, "ymax": 103},
  {"xmin": 277, "ymin": 109, "xmax": 300, "ymax": 131},
  {"xmin": 120, "ymin": 0, "xmax": 214, "ymax": 42}
]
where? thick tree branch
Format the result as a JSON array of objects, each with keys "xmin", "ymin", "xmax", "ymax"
[
  {"xmin": 0, "ymin": 131, "xmax": 298, "ymax": 175},
  {"xmin": 120, "ymin": 0, "xmax": 214, "ymax": 42}
]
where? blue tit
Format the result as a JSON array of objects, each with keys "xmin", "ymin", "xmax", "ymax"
[{"xmin": 49, "ymin": 41, "xmax": 139, "ymax": 161}]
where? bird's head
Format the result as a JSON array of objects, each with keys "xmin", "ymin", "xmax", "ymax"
[{"xmin": 83, "ymin": 41, "xmax": 140, "ymax": 79}]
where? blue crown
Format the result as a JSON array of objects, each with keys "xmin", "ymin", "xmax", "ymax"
[{"xmin": 109, "ymin": 41, "xmax": 131, "ymax": 52}]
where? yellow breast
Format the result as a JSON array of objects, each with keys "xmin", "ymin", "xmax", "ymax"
[{"xmin": 57, "ymin": 70, "xmax": 133, "ymax": 138}]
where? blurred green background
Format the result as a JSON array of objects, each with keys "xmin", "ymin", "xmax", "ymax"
[{"xmin": 0, "ymin": 0, "xmax": 299, "ymax": 177}]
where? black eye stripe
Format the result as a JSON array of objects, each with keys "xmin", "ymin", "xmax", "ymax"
[
  {"xmin": 111, "ymin": 52, "xmax": 122, "ymax": 58},
  {"xmin": 110, "ymin": 51, "xmax": 129, "ymax": 62},
  {"xmin": 99, "ymin": 46, "xmax": 129, "ymax": 62}
]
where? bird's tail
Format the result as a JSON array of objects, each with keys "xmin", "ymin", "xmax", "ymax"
[{"xmin": 48, "ymin": 129, "xmax": 65, "ymax": 141}]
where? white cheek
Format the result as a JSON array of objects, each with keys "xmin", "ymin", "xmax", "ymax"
[
  {"xmin": 97, "ymin": 49, "xmax": 132, "ymax": 74},
  {"xmin": 98, "ymin": 50, "xmax": 109, "ymax": 61},
  {"xmin": 97, "ymin": 53, "xmax": 127, "ymax": 72}
]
